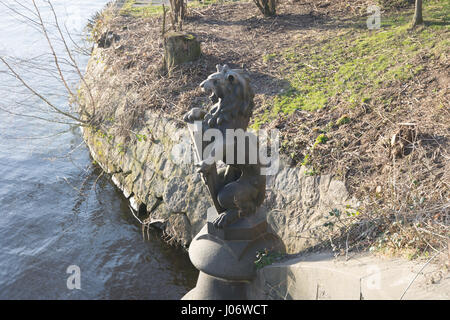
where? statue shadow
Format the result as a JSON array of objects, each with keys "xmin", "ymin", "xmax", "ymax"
[
  {"xmin": 188, "ymin": 11, "xmax": 369, "ymax": 98},
  {"xmin": 250, "ymin": 71, "xmax": 293, "ymax": 97},
  {"xmin": 196, "ymin": 52, "xmax": 291, "ymax": 97},
  {"xmin": 188, "ymin": 11, "xmax": 368, "ymax": 32},
  {"xmin": 424, "ymin": 20, "xmax": 449, "ymax": 27}
]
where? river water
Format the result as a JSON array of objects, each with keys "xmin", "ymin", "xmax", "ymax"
[{"xmin": 0, "ymin": 0, "xmax": 196, "ymax": 299}]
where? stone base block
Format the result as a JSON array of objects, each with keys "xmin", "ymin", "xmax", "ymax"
[{"xmin": 182, "ymin": 272, "xmax": 249, "ymax": 300}]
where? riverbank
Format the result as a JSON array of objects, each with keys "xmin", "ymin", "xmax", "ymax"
[
  {"xmin": 79, "ymin": 0, "xmax": 449, "ymax": 264},
  {"xmin": 0, "ymin": 0, "xmax": 197, "ymax": 299}
]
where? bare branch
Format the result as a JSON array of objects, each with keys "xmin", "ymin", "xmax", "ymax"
[
  {"xmin": 0, "ymin": 104, "xmax": 85, "ymax": 126},
  {"xmin": 63, "ymin": 22, "xmax": 92, "ymax": 56},
  {"xmin": 11, "ymin": 0, "xmax": 38, "ymax": 18},
  {"xmin": 31, "ymin": 0, "xmax": 75, "ymax": 99},
  {"xmin": 0, "ymin": 0, "xmax": 40, "ymax": 27},
  {"xmin": 46, "ymin": 0, "xmax": 96, "ymax": 117},
  {"xmin": 0, "ymin": 56, "xmax": 87, "ymax": 123}
]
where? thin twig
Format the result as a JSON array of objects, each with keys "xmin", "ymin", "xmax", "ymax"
[
  {"xmin": 0, "ymin": 56, "xmax": 86, "ymax": 123},
  {"xmin": 32, "ymin": 0, "xmax": 75, "ymax": 99},
  {"xmin": 47, "ymin": 0, "xmax": 96, "ymax": 118},
  {"xmin": 399, "ymin": 250, "xmax": 441, "ymax": 300}
]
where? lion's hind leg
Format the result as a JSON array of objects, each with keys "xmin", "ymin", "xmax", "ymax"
[{"xmin": 212, "ymin": 209, "xmax": 240, "ymax": 229}]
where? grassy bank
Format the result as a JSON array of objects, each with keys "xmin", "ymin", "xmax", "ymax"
[
  {"xmin": 120, "ymin": 0, "xmax": 234, "ymax": 17},
  {"xmin": 254, "ymin": 1, "xmax": 448, "ymax": 123}
]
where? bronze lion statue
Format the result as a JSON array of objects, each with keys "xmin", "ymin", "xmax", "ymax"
[{"xmin": 184, "ymin": 64, "xmax": 265, "ymax": 228}]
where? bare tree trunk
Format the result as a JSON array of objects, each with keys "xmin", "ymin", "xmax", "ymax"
[
  {"xmin": 412, "ymin": 0, "xmax": 423, "ymax": 26},
  {"xmin": 253, "ymin": 0, "xmax": 276, "ymax": 17},
  {"xmin": 169, "ymin": 0, "xmax": 186, "ymax": 31}
]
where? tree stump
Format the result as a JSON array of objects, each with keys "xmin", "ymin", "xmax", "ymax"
[{"xmin": 164, "ymin": 32, "xmax": 201, "ymax": 72}]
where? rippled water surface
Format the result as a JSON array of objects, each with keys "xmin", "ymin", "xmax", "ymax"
[{"xmin": 0, "ymin": 0, "xmax": 197, "ymax": 299}]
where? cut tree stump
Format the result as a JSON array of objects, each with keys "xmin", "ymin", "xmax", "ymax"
[
  {"xmin": 390, "ymin": 122, "xmax": 418, "ymax": 159},
  {"xmin": 164, "ymin": 32, "xmax": 201, "ymax": 72}
]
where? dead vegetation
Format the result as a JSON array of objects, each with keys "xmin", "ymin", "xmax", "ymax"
[{"xmin": 85, "ymin": 0, "xmax": 449, "ymax": 261}]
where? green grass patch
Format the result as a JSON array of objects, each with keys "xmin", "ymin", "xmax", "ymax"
[
  {"xmin": 120, "ymin": 0, "xmax": 164, "ymax": 17},
  {"xmin": 263, "ymin": 53, "xmax": 277, "ymax": 63},
  {"xmin": 254, "ymin": 249, "xmax": 284, "ymax": 269},
  {"xmin": 252, "ymin": 1, "xmax": 449, "ymax": 127},
  {"xmin": 315, "ymin": 133, "xmax": 328, "ymax": 145},
  {"xmin": 120, "ymin": 0, "xmax": 240, "ymax": 18},
  {"xmin": 336, "ymin": 114, "xmax": 350, "ymax": 126}
]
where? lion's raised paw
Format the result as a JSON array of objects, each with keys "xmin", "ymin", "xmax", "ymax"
[{"xmin": 183, "ymin": 107, "xmax": 207, "ymax": 123}]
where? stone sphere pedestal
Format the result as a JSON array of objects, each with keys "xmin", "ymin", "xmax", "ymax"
[{"xmin": 183, "ymin": 208, "xmax": 285, "ymax": 300}]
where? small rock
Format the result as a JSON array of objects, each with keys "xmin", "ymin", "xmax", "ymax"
[{"xmin": 97, "ymin": 31, "xmax": 120, "ymax": 48}]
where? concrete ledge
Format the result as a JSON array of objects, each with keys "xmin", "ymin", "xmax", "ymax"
[{"xmin": 248, "ymin": 252, "xmax": 449, "ymax": 300}]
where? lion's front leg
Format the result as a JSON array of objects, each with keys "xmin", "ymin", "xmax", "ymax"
[{"xmin": 183, "ymin": 107, "xmax": 207, "ymax": 123}]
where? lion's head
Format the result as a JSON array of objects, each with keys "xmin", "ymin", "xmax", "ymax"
[{"xmin": 200, "ymin": 64, "xmax": 254, "ymax": 129}]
